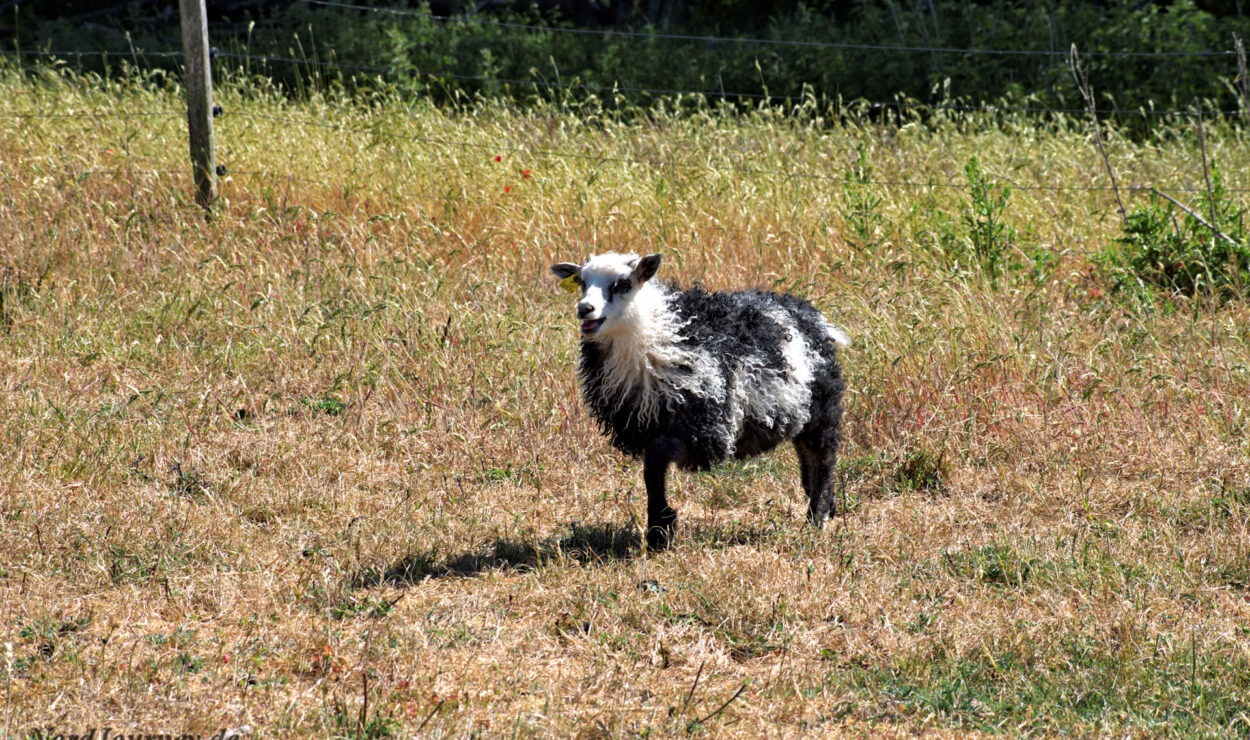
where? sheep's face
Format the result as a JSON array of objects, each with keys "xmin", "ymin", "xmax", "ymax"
[{"xmin": 550, "ymin": 252, "xmax": 662, "ymax": 339}]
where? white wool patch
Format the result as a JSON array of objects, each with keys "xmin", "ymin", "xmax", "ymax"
[
  {"xmin": 724, "ymin": 307, "xmax": 820, "ymax": 446},
  {"xmin": 577, "ymin": 252, "xmax": 636, "ymax": 325}
]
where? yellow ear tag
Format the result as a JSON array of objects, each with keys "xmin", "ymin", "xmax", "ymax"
[{"xmin": 559, "ymin": 275, "xmax": 580, "ymax": 294}]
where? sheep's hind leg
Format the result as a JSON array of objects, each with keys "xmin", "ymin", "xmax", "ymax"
[
  {"xmin": 643, "ymin": 436, "xmax": 684, "ymax": 550},
  {"xmin": 794, "ymin": 437, "xmax": 836, "ymax": 528}
]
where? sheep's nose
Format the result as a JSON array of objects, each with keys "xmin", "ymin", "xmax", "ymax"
[{"xmin": 577, "ymin": 302, "xmax": 593, "ymax": 319}]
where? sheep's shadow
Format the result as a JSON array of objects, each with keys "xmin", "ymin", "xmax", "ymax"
[
  {"xmin": 356, "ymin": 518, "xmax": 806, "ymax": 588},
  {"xmin": 358, "ymin": 521, "xmax": 640, "ymax": 586}
]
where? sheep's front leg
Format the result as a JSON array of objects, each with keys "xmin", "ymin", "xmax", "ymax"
[
  {"xmin": 643, "ymin": 436, "xmax": 684, "ymax": 550},
  {"xmin": 795, "ymin": 437, "xmax": 837, "ymax": 528}
]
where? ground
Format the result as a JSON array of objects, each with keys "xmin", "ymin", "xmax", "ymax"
[{"xmin": 1, "ymin": 67, "xmax": 1248, "ymax": 735}]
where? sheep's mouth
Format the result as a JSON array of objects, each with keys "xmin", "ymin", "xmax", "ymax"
[{"xmin": 580, "ymin": 318, "xmax": 605, "ymax": 335}]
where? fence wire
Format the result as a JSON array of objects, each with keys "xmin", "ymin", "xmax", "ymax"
[
  {"xmin": 3, "ymin": 11, "xmax": 1248, "ymax": 199},
  {"xmin": 299, "ymin": 0, "xmax": 1237, "ymax": 60},
  {"xmin": 8, "ymin": 46, "xmax": 1245, "ymax": 119},
  {"xmin": 2, "ymin": 97, "xmax": 1246, "ymax": 195}
]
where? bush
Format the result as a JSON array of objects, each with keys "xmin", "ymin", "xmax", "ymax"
[
  {"xmin": 1099, "ymin": 168, "xmax": 1250, "ymax": 300},
  {"xmin": 961, "ymin": 156, "xmax": 1017, "ymax": 281},
  {"xmin": 929, "ymin": 156, "xmax": 1032, "ymax": 285}
]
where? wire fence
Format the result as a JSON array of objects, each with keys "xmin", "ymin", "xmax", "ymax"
[
  {"xmin": 12, "ymin": 0, "xmax": 1250, "ymax": 113},
  {"xmin": 298, "ymin": 0, "xmax": 1239, "ymax": 61},
  {"xmin": 27, "ymin": 0, "xmax": 1247, "ymax": 61},
  {"xmin": 9, "ymin": 45, "xmax": 1246, "ymax": 120},
  {"xmin": 5, "ymin": 103, "xmax": 1240, "ymax": 199},
  {"xmin": 4, "ymin": 4, "xmax": 1250, "ymax": 200}
]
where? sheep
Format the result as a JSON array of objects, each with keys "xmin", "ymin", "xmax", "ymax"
[{"xmin": 550, "ymin": 252, "xmax": 849, "ymax": 549}]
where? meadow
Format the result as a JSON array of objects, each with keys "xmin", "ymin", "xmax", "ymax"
[{"xmin": 2, "ymin": 65, "xmax": 1250, "ymax": 736}]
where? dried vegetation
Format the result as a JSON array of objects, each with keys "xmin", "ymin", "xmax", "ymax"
[{"xmin": 2, "ymin": 65, "xmax": 1249, "ymax": 735}]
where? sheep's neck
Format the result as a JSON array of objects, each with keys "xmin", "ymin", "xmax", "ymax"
[
  {"xmin": 602, "ymin": 289, "xmax": 680, "ymax": 381},
  {"xmin": 594, "ymin": 287, "xmax": 703, "ymax": 425}
]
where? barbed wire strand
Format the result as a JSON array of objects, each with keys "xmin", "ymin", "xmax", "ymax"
[
  {"xmin": 2, "ymin": 94, "xmax": 1244, "ymax": 194},
  {"xmin": 220, "ymin": 49, "xmax": 1241, "ymax": 116},
  {"xmin": 16, "ymin": 49, "xmax": 183, "ymax": 59},
  {"xmin": 6, "ymin": 48, "xmax": 1244, "ymax": 118},
  {"xmin": 1, "ymin": 110, "xmax": 183, "ymax": 119},
  {"xmin": 299, "ymin": 0, "xmax": 1237, "ymax": 60},
  {"xmin": 9, "ymin": 0, "xmax": 1238, "ymax": 61}
]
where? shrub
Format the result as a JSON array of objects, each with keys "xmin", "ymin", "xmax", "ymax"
[
  {"xmin": 1099, "ymin": 168, "xmax": 1250, "ymax": 300},
  {"xmin": 931, "ymin": 156, "xmax": 1023, "ymax": 283},
  {"xmin": 962, "ymin": 156, "xmax": 1017, "ymax": 281}
]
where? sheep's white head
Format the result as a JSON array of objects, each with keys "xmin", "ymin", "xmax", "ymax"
[{"xmin": 550, "ymin": 252, "xmax": 662, "ymax": 340}]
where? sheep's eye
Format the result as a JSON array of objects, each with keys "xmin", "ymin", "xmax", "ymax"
[{"xmin": 612, "ymin": 278, "xmax": 632, "ymax": 295}]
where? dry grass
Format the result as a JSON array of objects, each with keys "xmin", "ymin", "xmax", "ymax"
[{"xmin": 2, "ymin": 64, "xmax": 1250, "ymax": 736}]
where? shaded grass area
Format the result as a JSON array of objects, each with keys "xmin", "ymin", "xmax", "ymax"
[{"xmin": 1, "ymin": 64, "xmax": 1249, "ymax": 735}]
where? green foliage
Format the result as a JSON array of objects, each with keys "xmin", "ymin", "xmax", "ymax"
[
  {"xmin": 892, "ymin": 448, "xmax": 947, "ymax": 495},
  {"xmin": 302, "ymin": 395, "xmax": 348, "ymax": 416},
  {"xmin": 847, "ymin": 602, "xmax": 1250, "ymax": 734},
  {"xmin": 841, "ymin": 143, "xmax": 884, "ymax": 251},
  {"xmin": 328, "ymin": 593, "xmax": 398, "ymax": 620},
  {"xmin": 1099, "ymin": 167, "xmax": 1250, "ymax": 300},
  {"xmin": 944, "ymin": 544, "xmax": 1041, "ymax": 587},
  {"xmin": 10, "ymin": 1, "xmax": 1250, "ymax": 117},
  {"xmin": 328, "ymin": 691, "xmax": 402, "ymax": 739},
  {"xmin": 961, "ymin": 156, "xmax": 1017, "ymax": 281},
  {"xmin": 932, "ymin": 156, "xmax": 1022, "ymax": 283}
]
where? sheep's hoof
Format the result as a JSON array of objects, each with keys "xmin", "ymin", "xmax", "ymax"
[
  {"xmin": 807, "ymin": 498, "xmax": 835, "ymax": 529},
  {"xmin": 645, "ymin": 525, "xmax": 674, "ymax": 550},
  {"xmin": 645, "ymin": 510, "xmax": 678, "ymax": 550}
]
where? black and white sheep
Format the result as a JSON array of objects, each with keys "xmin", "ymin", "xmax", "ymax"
[{"xmin": 550, "ymin": 252, "xmax": 848, "ymax": 548}]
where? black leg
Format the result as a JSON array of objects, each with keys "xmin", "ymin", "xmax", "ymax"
[
  {"xmin": 807, "ymin": 459, "xmax": 836, "ymax": 527},
  {"xmin": 794, "ymin": 439, "xmax": 817, "ymax": 506},
  {"xmin": 643, "ymin": 436, "xmax": 684, "ymax": 549},
  {"xmin": 796, "ymin": 437, "xmax": 836, "ymax": 528}
]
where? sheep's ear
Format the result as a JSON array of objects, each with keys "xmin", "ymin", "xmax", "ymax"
[
  {"xmin": 633, "ymin": 253, "xmax": 662, "ymax": 283},
  {"xmin": 550, "ymin": 262, "xmax": 581, "ymax": 280}
]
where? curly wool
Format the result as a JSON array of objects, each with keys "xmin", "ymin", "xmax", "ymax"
[{"xmin": 578, "ymin": 282, "xmax": 845, "ymax": 471}]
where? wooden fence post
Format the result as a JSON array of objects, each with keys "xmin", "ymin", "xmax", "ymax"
[{"xmin": 179, "ymin": 0, "xmax": 217, "ymax": 211}]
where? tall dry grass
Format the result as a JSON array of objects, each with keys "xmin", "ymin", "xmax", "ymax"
[{"xmin": 1, "ymin": 64, "xmax": 1249, "ymax": 735}]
